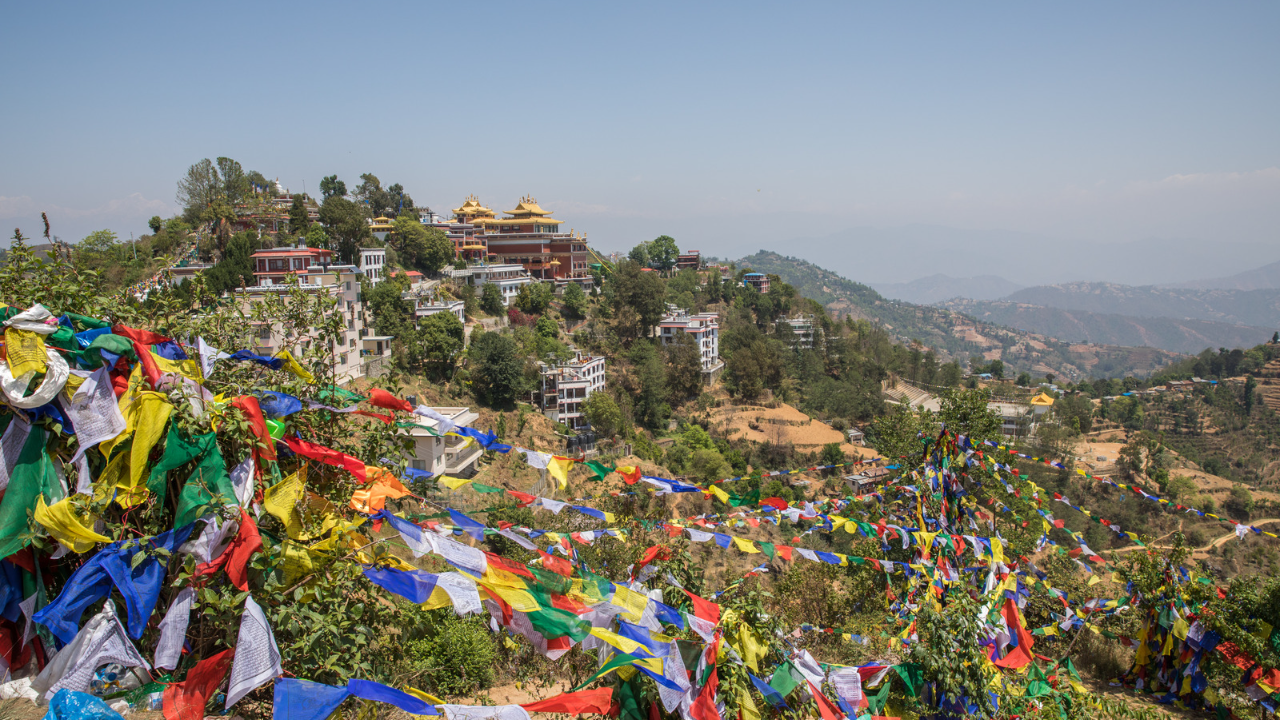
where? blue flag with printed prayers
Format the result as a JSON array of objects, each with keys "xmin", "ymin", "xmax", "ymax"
[
  {"xmin": 273, "ymin": 679, "xmax": 350, "ymax": 720},
  {"xmin": 362, "ymin": 566, "xmax": 440, "ymax": 604},
  {"xmin": 347, "ymin": 679, "xmax": 439, "ymax": 715},
  {"xmin": 448, "ymin": 509, "xmax": 486, "ymax": 541}
]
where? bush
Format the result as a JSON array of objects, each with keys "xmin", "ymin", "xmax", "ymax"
[
  {"xmin": 401, "ymin": 611, "xmax": 497, "ymax": 695},
  {"xmin": 480, "ymin": 283, "xmax": 504, "ymax": 315}
]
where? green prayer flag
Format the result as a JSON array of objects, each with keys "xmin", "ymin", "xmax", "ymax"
[
  {"xmin": 768, "ymin": 661, "xmax": 800, "ymax": 698},
  {"xmin": 571, "ymin": 653, "xmax": 650, "ymax": 692},
  {"xmin": 471, "ymin": 482, "xmax": 504, "ymax": 493},
  {"xmin": 0, "ymin": 429, "xmax": 55, "ymax": 558},
  {"xmin": 172, "ymin": 432, "xmax": 234, "ymax": 528},
  {"xmin": 584, "ymin": 460, "xmax": 615, "ymax": 481},
  {"xmin": 894, "ymin": 663, "xmax": 922, "ymax": 698},
  {"xmin": 618, "ymin": 677, "xmax": 645, "ymax": 720},
  {"xmin": 760, "ymin": 542, "xmax": 775, "ymax": 560}
]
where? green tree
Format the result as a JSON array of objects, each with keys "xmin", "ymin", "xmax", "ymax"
[
  {"xmin": 648, "ymin": 234, "xmax": 679, "ymax": 273},
  {"xmin": 514, "ymin": 282, "xmax": 553, "ymax": 314},
  {"xmin": 319, "ymin": 196, "xmax": 372, "ymax": 264},
  {"xmin": 148, "ymin": 216, "xmax": 163, "ymax": 234},
  {"xmin": 819, "ymin": 442, "xmax": 845, "ymax": 467},
  {"xmin": 216, "ymin": 157, "xmax": 250, "ymax": 203},
  {"xmin": 288, "ymin": 194, "xmax": 309, "ymax": 235},
  {"xmin": 176, "ymin": 158, "xmax": 221, "ymax": 216},
  {"xmin": 631, "ymin": 342, "xmax": 670, "ymax": 430},
  {"xmin": 320, "ymin": 175, "xmax": 347, "ymax": 200},
  {"xmin": 535, "ymin": 313, "xmax": 559, "ymax": 339},
  {"xmin": 77, "ymin": 229, "xmax": 119, "ymax": 256},
  {"xmin": 387, "ymin": 183, "xmax": 414, "ymax": 216},
  {"xmin": 610, "ymin": 260, "xmax": 666, "ymax": 342},
  {"xmin": 583, "ymin": 392, "xmax": 623, "ymax": 437},
  {"xmin": 937, "ymin": 386, "xmax": 1001, "ymax": 443},
  {"xmin": 480, "ymin": 283, "xmax": 504, "ymax": 315},
  {"xmin": 688, "ymin": 448, "xmax": 727, "ymax": 483},
  {"xmin": 938, "ymin": 361, "xmax": 962, "ymax": 386},
  {"xmin": 562, "ymin": 282, "xmax": 587, "ymax": 318},
  {"xmin": 627, "ymin": 242, "xmax": 650, "ymax": 266},
  {"xmin": 354, "ymin": 173, "xmax": 390, "ymax": 217},
  {"xmin": 1015, "ymin": 371, "xmax": 1032, "ymax": 387},
  {"xmin": 419, "ymin": 311, "xmax": 465, "ymax": 379},
  {"xmin": 469, "ymin": 332, "xmax": 526, "ymax": 408},
  {"xmin": 392, "ymin": 215, "xmax": 453, "ymax": 274},
  {"xmin": 724, "ymin": 339, "xmax": 783, "ymax": 401},
  {"xmin": 1224, "ymin": 485, "xmax": 1254, "ymax": 518},
  {"xmin": 664, "ymin": 331, "xmax": 703, "ymax": 401},
  {"xmin": 305, "ymin": 223, "xmax": 330, "ymax": 250}
]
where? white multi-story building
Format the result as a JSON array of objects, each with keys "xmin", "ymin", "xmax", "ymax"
[
  {"xmin": 236, "ymin": 258, "xmax": 392, "ymax": 384},
  {"xmin": 539, "ymin": 351, "xmax": 606, "ymax": 430},
  {"xmin": 359, "ymin": 247, "xmax": 387, "ymax": 285},
  {"xmin": 467, "ymin": 264, "xmax": 536, "ymax": 307},
  {"xmin": 402, "ymin": 406, "xmax": 483, "ymax": 478},
  {"xmin": 657, "ymin": 306, "xmax": 724, "ymax": 384},
  {"xmin": 779, "ymin": 314, "xmax": 817, "ymax": 349},
  {"xmin": 414, "ymin": 297, "xmax": 465, "ymax": 325}
]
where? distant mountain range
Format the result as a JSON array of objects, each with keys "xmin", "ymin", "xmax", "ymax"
[
  {"xmin": 1001, "ymin": 283, "xmax": 1280, "ymax": 329},
  {"xmin": 938, "ymin": 299, "xmax": 1274, "ymax": 355},
  {"xmin": 871, "ymin": 274, "xmax": 1024, "ymax": 304},
  {"xmin": 1167, "ymin": 259, "xmax": 1280, "ymax": 291},
  {"xmin": 736, "ymin": 251, "xmax": 1183, "ymax": 380}
]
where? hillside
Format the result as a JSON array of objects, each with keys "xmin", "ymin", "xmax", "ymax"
[
  {"xmin": 736, "ymin": 251, "xmax": 1184, "ymax": 380},
  {"xmin": 870, "ymin": 273, "xmax": 1024, "ymax": 304},
  {"xmin": 1004, "ymin": 281, "xmax": 1280, "ymax": 328},
  {"xmin": 939, "ymin": 298, "xmax": 1273, "ymax": 354},
  {"xmin": 1170, "ymin": 258, "xmax": 1280, "ymax": 291}
]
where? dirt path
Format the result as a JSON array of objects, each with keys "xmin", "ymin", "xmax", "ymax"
[{"xmin": 1104, "ymin": 518, "xmax": 1280, "ymax": 557}]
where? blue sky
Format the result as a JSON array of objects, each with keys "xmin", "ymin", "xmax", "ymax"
[{"xmin": 2, "ymin": 1, "xmax": 1277, "ymax": 283}]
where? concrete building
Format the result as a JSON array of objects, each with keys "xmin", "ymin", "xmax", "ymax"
[
  {"xmin": 359, "ymin": 247, "xmax": 387, "ymax": 285},
  {"xmin": 467, "ymin": 264, "xmax": 536, "ymax": 307},
  {"xmin": 434, "ymin": 196, "xmax": 595, "ymax": 280},
  {"xmin": 402, "ymin": 407, "xmax": 483, "ymax": 477},
  {"xmin": 657, "ymin": 306, "xmax": 724, "ymax": 384},
  {"xmin": 539, "ymin": 351, "xmax": 606, "ymax": 430},
  {"xmin": 250, "ymin": 246, "xmax": 334, "ymax": 286},
  {"xmin": 235, "ymin": 261, "xmax": 391, "ymax": 384},
  {"xmin": 414, "ymin": 297, "xmax": 465, "ymax": 324},
  {"xmin": 165, "ymin": 262, "xmax": 214, "ymax": 285},
  {"xmin": 742, "ymin": 272, "xmax": 770, "ymax": 294},
  {"xmin": 675, "ymin": 251, "xmax": 701, "ymax": 270},
  {"xmin": 779, "ymin": 314, "xmax": 817, "ymax": 349}
]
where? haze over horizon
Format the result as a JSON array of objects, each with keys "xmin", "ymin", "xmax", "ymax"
[{"xmin": 3, "ymin": 1, "xmax": 1277, "ymax": 286}]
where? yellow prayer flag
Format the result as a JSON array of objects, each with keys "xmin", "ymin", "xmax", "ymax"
[
  {"xmin": 1087, "ymin": 574, "xmax": 1101, "ymax": 586},
  {"xmin": 738, "ymin": 689, "xmax": 761, "ymax": 720},
  {"xmin": 438, "ymin": 475, "xmax": 473, "ymax": 490},
  {"xmin": 990, "ymin": 536, "xmax": 1004, "ymax": 564},
  {"xmin": 34, "ymin": 497, "xmax": 111, "ymax": 553},
  {"xmin": 264, "ymin": 466, "xmax": 307, "ymax": 539},
  {"xmin": 274, "ymin": 349, "xmax": 315, "ymax": 383},
  {"xmin": 151, "ymin": 352, "xmax": 203, "ymax": 382},
  {"xmin": 405, "ymin": 688, "xmax": 446, "ymax": 705},
  {"xmin": 590, "ymin": 627, "xmax": 655, "ymax": 658},
  {"xmin": 732, "ymin": 536, "xmax": 760, "ymax": 554},
  {"xmin": 610, "ymin": 585, "xmax": 649, "ymax": 621},
  {"xmin": 708, "ymin": 484, "xmax": 730, "ymax": 504},
  {"xmin": 4, "ymin": 328, "xmax": 47, "ymax": 378},
  {"xmin": 547, "ymin": 456, "xmax": 574, "ymax": 489}
]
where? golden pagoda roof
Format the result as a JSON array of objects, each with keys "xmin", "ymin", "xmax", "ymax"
[
  {"xmin": 372, "ymin": 216, "xmax": 392, "ymax": 223},
  {"xmin": 1030, "ymin": 392, "xmax": 1055, "ymax": 406},
  {"xmin": 472, "ymin": 216, "xmax": 563, "ymax": 226},
  {"xmin": 504, "ymin": 195, "xmax": 554, "ymax": 217},
  {"xmin": 452, "ymin": 195, "xmax": 495, "ymax": 217}
]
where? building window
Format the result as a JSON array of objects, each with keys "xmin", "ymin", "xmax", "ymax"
[
  {"xmin": 256, "ymin": 326, "xmax": 272, "ymax": 340},
  {"xmin": 412, "ymin": 459, "xmax": 427, "ymax": 471}
]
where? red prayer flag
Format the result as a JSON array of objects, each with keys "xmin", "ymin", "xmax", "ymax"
[
  {"xmin": 284, "ymin": 436, "xmax": 366, "ymax": 482},
  {"xmin": 688, "ymin": 667, "xmax": 719, "ymax": 720},
  {"xmin": 192, "ymin": 509, "xmax": 262, "ymax": 591},
  {"xmin": 131, "ymin": 341, "xmax": 162, "ymax": 388},
  {"xmin": 368, "ymin": 388, "xmax": 413, "ymax": 413},
  {"xmin": 231, "ymin": 396, "xmax": 277, "ymax": 472},
  {"xmin": 991, "ymin": 598, "xmax": 1034, "ymax": 669},
  {"xmin": 354, "ymin": 410, "xmax": 394, "ymax": 423},
  {"xmin": 807, "ymin": 681, "xmax": 843, "ymax": 720},
  {"xmin": 522, "ymin": 688, "xmax": 614, "ymax": 715},
  {"xmin": 163, "ymin": 648, "xmax": 235, "ymax": 720},
  {"xmin": 682, "ymin": 589, "xmax": 721, "ymax": 625},
  {"xmin": 113, "ymin": 324, "xmax": 171, "ymax": 346}
]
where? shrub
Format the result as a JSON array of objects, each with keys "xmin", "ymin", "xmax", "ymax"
[{"xmin": 401, "ymin": 611, "xmax": 497, "ymax": 696}]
